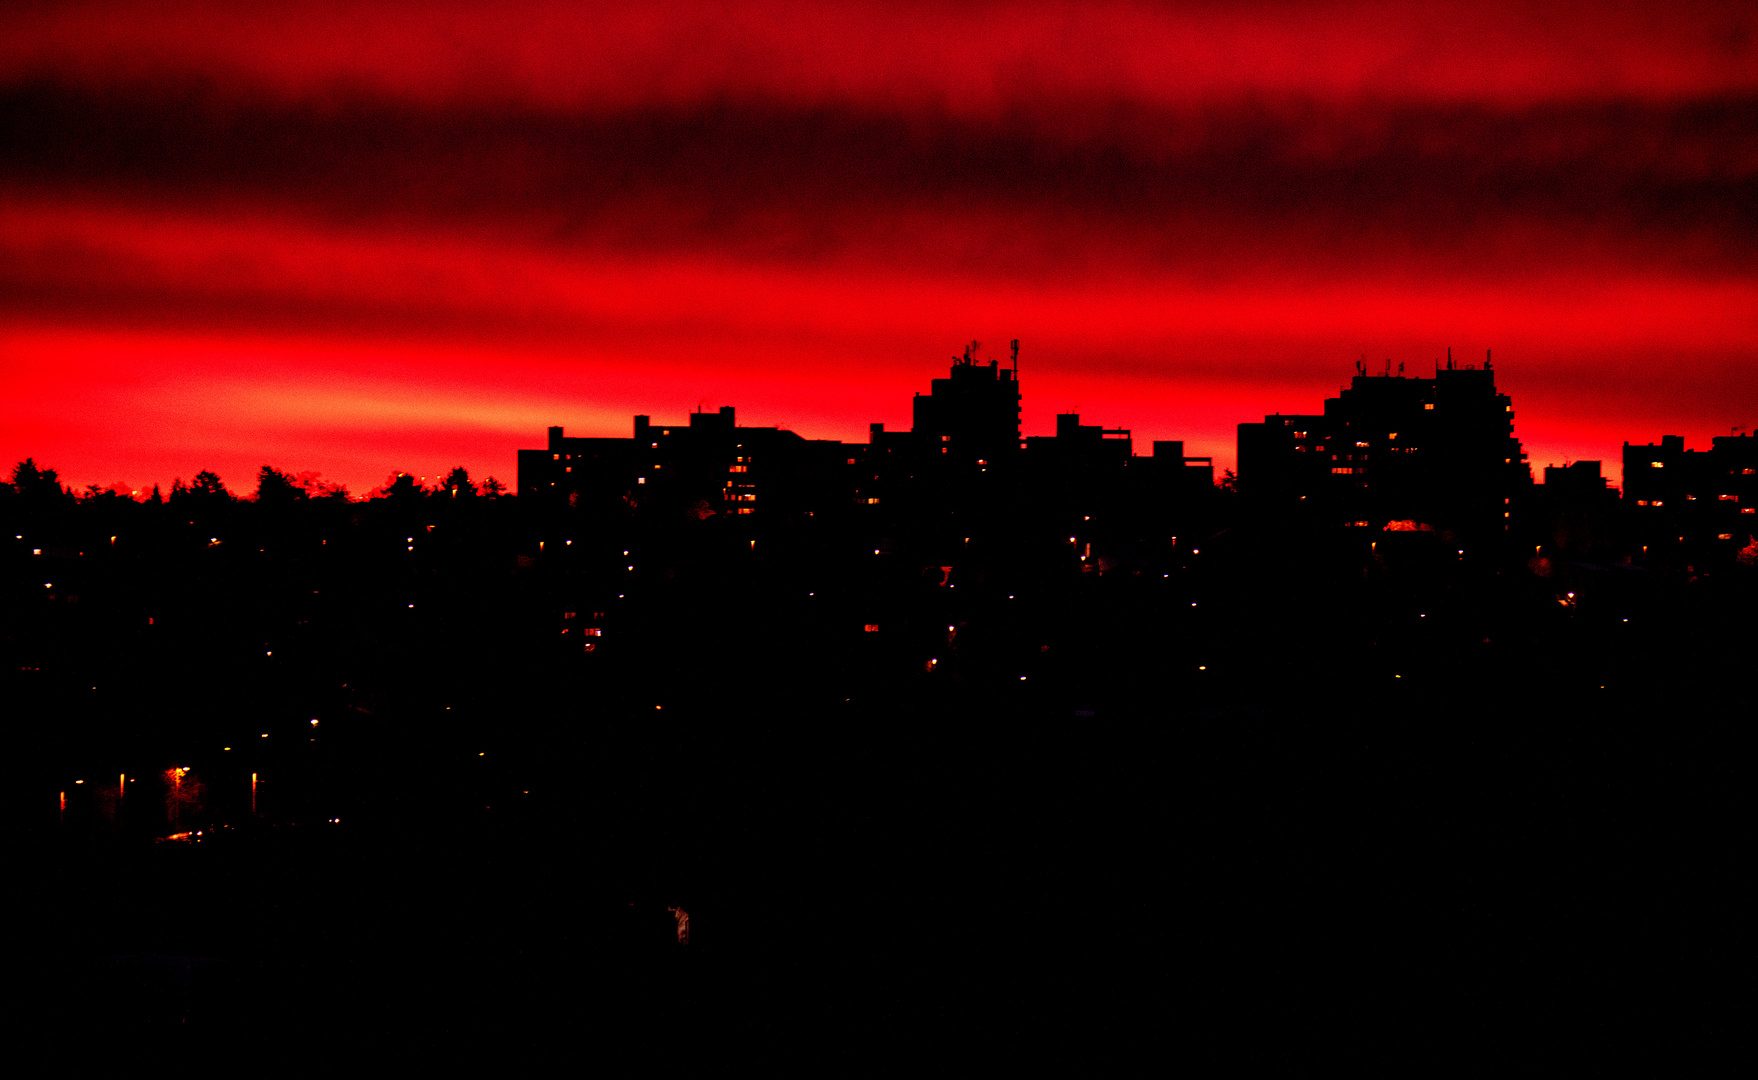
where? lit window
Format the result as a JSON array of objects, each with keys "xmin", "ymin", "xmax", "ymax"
[
  {"xmin": 583, "ymin": 628, "xmax": 602, "ymax": 637},
  {"xmin": 1387, "ymin": 432, "xmax": 1397, "ymax": 439},
  {"xmin": 847, "ymin": 458, "xmax": 856, "ymax": 465},
  {"xmin": 1651, "ymin": 461, "xmax": 1664, "ymax": 468},
  {"xmin": 1424, "ymin": 403, "xmax": 1434, "ymax": 410},
  {"xmin": 1720, "ymin": 494, "xmax": 1739, "ymax": 501},
  {"xmin": 552, "ymin": 454, "xmax": 560, "ymax": 460},
  {"xmin": 941, "ymin": 436, "xmax": 951, "ymax": 442},
  {"xmin": 1718, "ymin": 533, "xmax": 1734, "ymax": 540},
  {"xmin": 863, "ymin": 624, "xmax": 879, "ymax": 633},
  {"xmin": 1293, "ymin": 431, "xmax": 1306, "ymax": 439},
  {"xmin": 1356, "ymin": 441, "xmax": 1370, "ymax": 448},
  {"xmin": 637, "ymin": 477, "xmax": 645, "ymax": 484},
  {"xmin": 1505, "ymin": 406, "xmax": 1513, "ymax": 412},
  {"xmin": 729, "ymin": 465, "xmax": 747, "ymax": 473},
  {"xmin": 1332, "ymin": 467, "xmax": 1353, "ymax": 474},
  {"xmin": 1636, "ymin": 500, "xmax": 1648, "ymax": 506},
  {"xmin": 866, "ymin": 498, "xmax": 880, "ymax": 504}
]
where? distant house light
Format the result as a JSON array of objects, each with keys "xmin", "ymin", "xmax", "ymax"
[{"xmin": 1424, "ymin": 403, "xmax": 1434, "ymax": 410}]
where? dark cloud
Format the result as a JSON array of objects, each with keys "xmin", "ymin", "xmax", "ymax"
[{"xmin": 4, "ymin": 78, "xmax": 1755, "ymax": 290}]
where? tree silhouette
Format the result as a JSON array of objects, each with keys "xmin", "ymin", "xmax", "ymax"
[
  {"xmin": 254, "ymin": 465, "xmax": 308, "ymax": 504},
  {"xmin": 8, "ymin": 458, "xmax": 71, "ymax": 504},
  {"xmin": 441, "ymin": 466, "xmax": 476, "ymax": 499},
  {"xmin": 170, "ymin": 471, "xmax": 232, "ymax": 509},
  {"xmin": 295, "ymin": 471, "xmax": 350, "ymax": 500},
  {"xmin": 372, "ymin": 472, "xmax": 423, "ymax": 501},
  {"xmin": 480, "ymin": 476, "xmax": 506, "ymax": 498},
  {"xmin": 192, "ymin": 470, "xmax": 229, "ymax": 498}
]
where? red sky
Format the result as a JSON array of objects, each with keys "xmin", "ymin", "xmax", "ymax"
[{"xmin": 3, "ymin": 1, "xmax": 1755, "ymax": 495}]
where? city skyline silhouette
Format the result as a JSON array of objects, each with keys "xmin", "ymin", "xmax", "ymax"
[{"xmin": 6, "ymin": 2, "xmax": 1755, "ymax": 1066}]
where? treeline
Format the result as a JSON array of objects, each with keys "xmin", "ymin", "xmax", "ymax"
[{"xmin": 2, "ymin": 458, "xmax": 506, "ymax": 508}]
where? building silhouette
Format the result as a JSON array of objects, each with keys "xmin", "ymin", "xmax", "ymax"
[
  {"xmin": 518, "ymin": 405, "xmax": 851, "ymax": 524},
  {"xmin": 1236, "ymin": 352, "xmax": 1531, "ymax": 542},
  {"xmin": 1535, "ymin": 460, "xmax": 1621, "ymax": 561},
  {"xmin": 1623, "ymin": 432, "xmax": 1757, "ymax": 567},
  {"xmin": 518, "ymin": 342, "xmax": 1216, "ymax": 569}
]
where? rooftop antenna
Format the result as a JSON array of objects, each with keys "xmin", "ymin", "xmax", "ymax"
[
  {"xmin": 1447, "ymin": 346, "xmax": 1453, "ymax": 371},
  {"xmin": 1384, "ymin": 358, "xmax": 1392, "ymax": 377},
  {"xmin": 1010, "ymin": 339, "xmax": 1019, "ymax": 372},
  {"xmin": 1486, "ymin": 348, "xmax": 1492, "ymax": 370}
]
